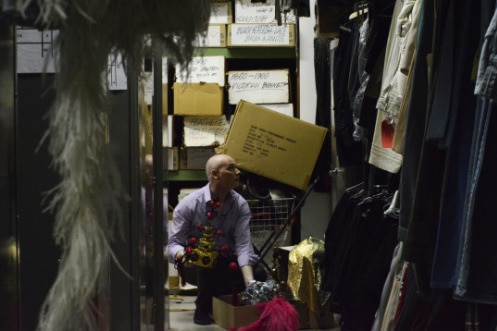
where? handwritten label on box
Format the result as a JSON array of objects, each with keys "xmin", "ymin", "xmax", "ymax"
[
  {"xmin": 228, "ymin": 70, "xmax": 289, "ymax": 104},
  {"xmin": 228, "ymin": 23, "xmax": 293, "ymax": 46},
  {"xmin": 176, "ymin": 56, "xmax": 225, "ymax": 86},
  {"xmin": 234, "ymin": 0, "xmax": 296, "ymax": 24},
  {"xmin": 183, "ymin": 116, "xmax": 232, "ymax": 147}
]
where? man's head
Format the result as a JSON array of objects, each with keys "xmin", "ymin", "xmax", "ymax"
[{"xmin": 206, "ymin": 154, "xmax": 241, "ymax": 193}]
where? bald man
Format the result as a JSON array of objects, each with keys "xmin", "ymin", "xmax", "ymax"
[{"xmin": 167, "ymin": 154, "xmax": 266, "ymax": 325}]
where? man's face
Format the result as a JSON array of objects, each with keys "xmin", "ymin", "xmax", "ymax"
[{"xmin": 217, "ymin": 160, "xmax": 240, "ymax": 190}]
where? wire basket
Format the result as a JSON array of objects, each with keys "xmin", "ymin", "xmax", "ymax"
[{"xmin": 247, "ymin": 197, "xmax": 296, "ymax": 254}]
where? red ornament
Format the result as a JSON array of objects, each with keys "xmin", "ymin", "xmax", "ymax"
[
  {"xmin": 195, "ymin": 224, "xmax": 202, "ymax": 231},
  {"xmin": 220, "ymin": 245, "xmax": 229, "ymax": 254},
  {"xmin": 215, "ymin": 201, "xmax": 221, "ymax": 208},
  {"xmin": 216, "ymin": 229, "xmax": 224, "ymax": 236},
  {"xmin": 228, "ymin": 262, "xmax": 238, "ymax": 272},
  {"xmin": 209, "ymin": 200, "xmax": 216, "ymax": 208},
  {"xmin": 206, "ymin": 211, "xmax": 214, "ymax": 220},
  {"xmin": 185, "ymin": 246, "xmax": 193, "ymax": 256},
  {"xmin": 188, "ymin": 237, "xmax": 198, "ymax": 247}
]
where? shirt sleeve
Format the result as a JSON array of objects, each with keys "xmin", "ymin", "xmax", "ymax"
[
  {"xmin": 166, "ymin": 200, "xmax": 193, "ymax": 265},
  {"xmin": 234, "ymin": 199, "xmax": 260, "ymax": 267}
]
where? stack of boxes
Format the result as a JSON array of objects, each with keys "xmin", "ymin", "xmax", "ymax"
[{"xmin": 171, "ymin": 0, "xmax": 297, "ymax": 171}]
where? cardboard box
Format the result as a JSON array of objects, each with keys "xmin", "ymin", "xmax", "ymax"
[
  {"xmin": 221, "ymin": 101, "xmax": 327, "ymax": 190},
  {"xmin": 227, "ymin": 69, "xmax": 290, "ymax": 105},
  {"xmin": 234, "ymin": 0, "xmax": 296, "ymax": 24},
  {"xmin": 179, "ymin": 147, "xmax": 216, "ymax": 170},
  {"xmin": 197, "ymin": 24, "xmax": 227, "ymax": 47},
  {"xmin": 175, "ymin": 56, "xmax": 225, "ymax": 86},
  {"xmin": 213, "ymin": 295, "xmax": 260, "ymax": 329},
  {"xmin": 210, "ymin": 2, "xmax": 233, "ymax": 24},
  {"xmin": 173, "ymin": 83, "xmax": 224, "ymax": 115},
  {"xmin": 183, "ymin": 115, "xmax": 232, "ymax": 147},
  {"xmin": 227, "ymin": 23, "xmax": 295, "ymax": 47}
]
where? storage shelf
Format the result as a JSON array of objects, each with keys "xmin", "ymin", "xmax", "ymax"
[
  {"xmin": 195, "ymin": 47, "xmax": 296, "ymax": 59},
  {"xmin": 165, "ymin": 169, "xmax": 207, "ymax": 182}
]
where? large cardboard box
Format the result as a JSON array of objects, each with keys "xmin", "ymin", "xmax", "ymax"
[
  {"xmin": 212, "ymin": 295, "xmax": 260, "ymax": 329},
  {"xmin": 221, "ymin": 101, "xmax": 327, "ymax": 190},
  {"xmin": 173, "ymin": 83, "xmax": 224, "ymax": 115}
]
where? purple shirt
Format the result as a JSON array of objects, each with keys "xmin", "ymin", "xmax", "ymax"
[{"xmin": 167, "ymin": 184, "xmax": 259, "ymax": 267}]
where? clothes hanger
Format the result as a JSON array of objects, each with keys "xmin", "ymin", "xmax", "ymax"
[{"xmin": 348, "ymin": 0, "xmax": 369, "ymax": 20}]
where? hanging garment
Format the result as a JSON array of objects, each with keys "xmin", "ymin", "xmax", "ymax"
[
  {"xmin": 454, "ymin": 100, "xmax": 497, "ymax": 304},
  {"xmin": 371, "ymin": 242, "xmax": 408, "ymax": 331},
  {"xmin": 397, "ymin": 0, "xmax": 436, "ymax": 244},
  {"xmin": 429, "ymin": 0, "xmax": 482, "ymax": 290},
  {"xmin": 455, "ymin": 4, "xmax": 497, "ymax": 298},
  {"xmin": 333, "ymin": 23, "xmax": 365, "ymax": 167},
  {"xmin": 313, "ymin": 37, "xmax": 333, "ymax": 192},
  {"xmin": 368, "ymin": 0, "xmax": 418, "ymax": 174},
  {"xmin": 322, "ymin": 186, "xmax": 398, "ymax": 331}
]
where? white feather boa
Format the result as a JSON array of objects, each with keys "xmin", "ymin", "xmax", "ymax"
[{"xmin": 15, "ymin": 0, "xmax": 210, "ymax": 330}]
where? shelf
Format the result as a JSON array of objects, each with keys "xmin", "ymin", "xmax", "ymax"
[
  {"xmin": 165, "ymin": 169, "xmax": 207, "ymax": 182},
  {"xmin": 195, "ymin": 47, "xmax": 296, "ymax": 59}
]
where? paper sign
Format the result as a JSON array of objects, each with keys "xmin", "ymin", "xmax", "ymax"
[
  {"xmin": 17, "ymin": 28, "xmax": 128, "ymax": 90},
  {"xmin": 16, "ymin": 28, "xmax": 57, "ymax": 73},
  {"xmin": 183, "ymin": 116, "xmax": 232, "ymax": 147},
  {"xmin": 107, "ymin": 53, "xmax": 128, "ymax": 90},
  {"xmin": 228, "ymin": 70, "xmax": 289, "ymax": 104},
  {"xmin": 176, "ymin": 56, "xmax": 225, "ymax": 86}
]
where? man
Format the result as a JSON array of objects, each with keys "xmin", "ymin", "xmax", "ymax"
[{"xmin": 167, "ymin": 154, "xmax": 266, "ymax": 325}]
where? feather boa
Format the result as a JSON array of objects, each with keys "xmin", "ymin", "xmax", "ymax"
[
  {"xmin": 15, "ymin": 0, "xmax": 211, "ymax": 330},
  {"xmin": 230, "ymin": 298, "xmax": 300, "ymax": 331}
]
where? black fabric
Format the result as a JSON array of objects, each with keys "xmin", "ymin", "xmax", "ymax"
[
  {"xmin": 313, "ymin": 37, "xmax": 333, "ymax": 192},
  {"xmin": 333, "ymin": 23, "xmax": 365, "ymax": 167},
  {"xmin": 322, "ymin": 186, "xmax": 398, "ymax": 331}
]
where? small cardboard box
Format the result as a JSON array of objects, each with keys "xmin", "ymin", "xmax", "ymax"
[
  {"xmin": 227, "ymin": 23, "xmax": 296, "ymax": 47},
  {"xmin": 179, "ymin": 147, "xmax": 216, "ymax": 170},
  {"xmin": 198, "ymin": 24, "xmax": 226, "ymax": 47},
  {"xmin": 221, "ymin": 101, "xmax": 327, "ymax": 190},
  {"xmin": 183, "ymin": 115, "xmax": 232, "ymax": 147},
  {"xmin": 212, "ymin": 295, "xmax": 260, "ymax": 329},
  {"xmin": 234, "ymin": 0, "xmax": 296, "ymax": 24},
  {"xmin": 210, "ymin": 1, "xmax": 233, "ymax": 24},
  {"xmin": 173, "ymin": 83, "xmax": 224, "ymax": 115}
]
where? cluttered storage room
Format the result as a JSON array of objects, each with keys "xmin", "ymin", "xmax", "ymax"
[{"xmin": 2, "ymin": 0, "xmax": 497, "ymax": 330}]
